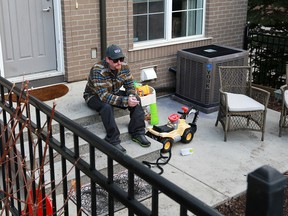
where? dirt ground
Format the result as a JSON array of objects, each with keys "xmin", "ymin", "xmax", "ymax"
[
  {"xmin": 215, "ymin": 100, "xmax": 288, "ymax": 215},
  {"xmin": 215, "ymin": 172, "xmax": 288, "ymax": 215}
]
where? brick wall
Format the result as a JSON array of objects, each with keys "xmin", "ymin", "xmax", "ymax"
[
  {"xmin": 128, "ymin": 39, "xmax": 212, "ymax": 89},
  {"xmin": 62, "ymin": 0, "xmax": 101, "ymax": 82},
  {"xmin": 62, "ymin": 0, "xmax": 248, "ymax": 90},
  {"xmin": 106, "ymin": 0, "xmax": 130, "ymax": 50},
  {"xmin": 206, "ymin": 0, "xmax": 248, "ymax": 48}
]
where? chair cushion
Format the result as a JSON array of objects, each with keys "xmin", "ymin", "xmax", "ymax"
[
  {"xmin": 284, "ymin": 90, "xmax": 288, "ymax": 108},
  {"xmin": 226, "ymin": 93, "xmax": 265, "ymax": 112}
]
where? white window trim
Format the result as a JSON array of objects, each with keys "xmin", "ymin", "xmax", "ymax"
[
  {"xmin": 133, "ymin": 0, "xmax": 207, "ymax": 50},
  {"xmin": 0, "ymin": 34, "xmax": 3, "ymax": 76},
  {"xmin": 166, "ymin": 1, "xmax": 172, "ymax": 40},
  {"xmin": 54, "ymin": 0, "xmax": 65, "ymax": 74},
  {"xmin": 132, "ymin": 36, "xmax": 212, "ymax": 51}
]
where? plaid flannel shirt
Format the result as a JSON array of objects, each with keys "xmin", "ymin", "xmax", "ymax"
[{"xmin": 83, "ymin": 60, "xmax": 136, "ymax": 108}]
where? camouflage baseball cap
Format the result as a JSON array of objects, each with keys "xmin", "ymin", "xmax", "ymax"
[{"xmin": 106, "ymin": 44, "xmax": 125, "ymax": 60}]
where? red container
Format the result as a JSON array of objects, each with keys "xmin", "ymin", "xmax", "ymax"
[{"xmin": 21, "ymin": 189, "xmax": 53, "ymax": 216}]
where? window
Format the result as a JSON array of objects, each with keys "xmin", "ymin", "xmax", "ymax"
[
  {"xmin": 133, "ymin": 0, "xmax": 165, "ymax": 42},
  {"xmin": 133, "ymin": 0, "xmax": 205, "ymax": 44}
]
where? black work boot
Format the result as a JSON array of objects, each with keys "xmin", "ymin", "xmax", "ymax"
[
  {"xmin": 114, "ymin": 144, "xmax": 126, "ymax": 153},
  {"xmin": 132, "ymin": 135, "xmax": 151, "ymax": 147}
]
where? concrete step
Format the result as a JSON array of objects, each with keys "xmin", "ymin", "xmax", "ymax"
[
  {"xmin": 33, "ymin": 137, "xmax": 162, "ymax": 195},
  {"xmin": 50, "ymin": 107, "xmax": 130, "ymax": 134},
  {"xmin": 21, "ymin": 115, "xmax": 157, "ymax": 164},
  {"xmin": 21, "ymin": 113, "xmax": 162, "ymax": 195}
]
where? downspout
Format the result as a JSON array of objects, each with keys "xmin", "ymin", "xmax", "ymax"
[{"xmin": 99, "ymin": 0, "xmax": 107, "ymax": 59}]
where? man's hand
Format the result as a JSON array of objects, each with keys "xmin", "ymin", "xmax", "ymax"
[{"xmin": 128, "ymin": 95, "xmax": 139, "ymax": 107}]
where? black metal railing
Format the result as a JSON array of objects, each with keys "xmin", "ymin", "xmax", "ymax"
[
  {"xmin": 0, "ymin": 77, "xmax": 223, "ymax": 215},
  {"xmin": 1, "ymin": 77, "xmax": 286, "ymax": 216},
  {"xmin": 244, "ymin": 24, "xmax": 288, "ymax": 89}
]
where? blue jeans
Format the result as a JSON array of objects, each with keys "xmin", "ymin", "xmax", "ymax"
[{"xmin": 87, "ymin": 92, "xmax": 145, "ymax": 145}]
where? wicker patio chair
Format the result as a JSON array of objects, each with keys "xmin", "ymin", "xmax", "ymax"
[
  {"xmin": 279, "ymin": 82, "xmax": 288, "ymax": 137},
  {"xmin": 215, "ymin": 66, "xmax": 270, "ymax": 141}
]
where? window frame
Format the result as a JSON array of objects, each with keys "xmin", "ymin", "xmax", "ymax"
[{"xmin": 133, "ymin": 0, "xmax": 206, "ymax": 49}]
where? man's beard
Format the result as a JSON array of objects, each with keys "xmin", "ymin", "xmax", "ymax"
[{"xmin": 115, "ymin": 65, "xmax": 121, "ymax": 71}]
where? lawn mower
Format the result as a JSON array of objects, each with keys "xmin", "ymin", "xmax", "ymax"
[{"xmin": 146, "ymin": 106, "xmax": 199, "ymax": 153}]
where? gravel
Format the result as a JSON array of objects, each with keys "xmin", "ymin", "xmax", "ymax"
[
  {"xmin": 215, "ymin": 172, "xmax": 288, "ymax": 215},
  {"xmin": 71, "ymin": 170, "xmax": 152, "ymax": 215}
]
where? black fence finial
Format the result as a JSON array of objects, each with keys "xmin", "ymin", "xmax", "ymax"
[{"xmin": 246, "ymin": 165, "xmax": 287, "ymax": 216}]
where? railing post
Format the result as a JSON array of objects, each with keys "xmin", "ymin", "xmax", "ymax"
[
  {"xmin": 285, "ymin": 61, "xmax": 288, "ymax": 85},
  {"xmin": 246, "ymin": 165, "xmax": 287, "ymax": 216},
  {"xmin": 243, "ymin": 22, "xmax": 249, "ymax": 50}
]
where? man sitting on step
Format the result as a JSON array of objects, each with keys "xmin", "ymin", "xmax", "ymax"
[{"xmin": 83, "ymin": 44, "xmax": 151, "ymax": 153}]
